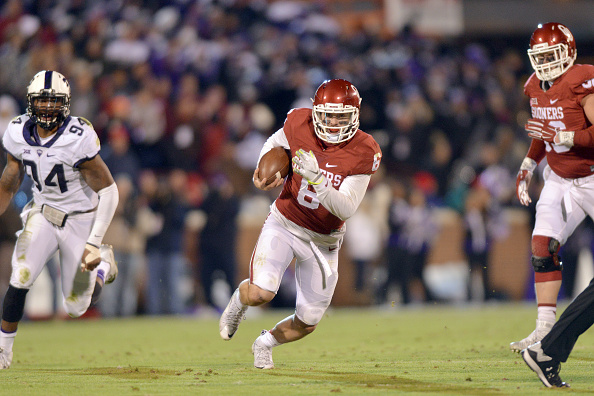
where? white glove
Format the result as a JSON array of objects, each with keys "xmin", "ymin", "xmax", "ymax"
[
  {"xmin": 516, "ymin": 157, "xmax": 537, "ymax": 206},
  {"xmin": 525, "ymin": 118, "xmax": 574, "ymax": 148},
  {"xmin": 292, "ymin": 149, "xmax": 324, "ymax": 185}
]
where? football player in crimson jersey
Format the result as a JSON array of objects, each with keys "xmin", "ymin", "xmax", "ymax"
[
  {"xmin": 219, "ymin": 79, "xmax": 382, "ymax": 369},
  {"xmin": 0, "ymin": 71, "xmax": 119, "ymax": 369},
  {"xmin": 511, "ymin": 22, "xmax": 594, "ymax": 385}
]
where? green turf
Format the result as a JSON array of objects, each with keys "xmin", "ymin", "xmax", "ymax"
[{"xmin": 1, "ymin": 303, "xmax": 593, "ymax": 395}]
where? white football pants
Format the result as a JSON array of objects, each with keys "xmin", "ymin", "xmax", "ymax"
[
  {"xmin": 534, "ymin": 166, "xmax": 594, "ymax": 244},
  {"xmin": 10, "ymin": 203, "xmax": 97, "ymax": 318},
  {"xmin": 250, "ymin": 214, "xmax": 340, "ymax": 326}
]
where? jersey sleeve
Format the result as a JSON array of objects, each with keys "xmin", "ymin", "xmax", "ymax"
[
  {"xmin": 71, "ymin": 118, "xmax": 101, "ymax": 168},
  {"xmin": 1, "ymin": 118, "xmax": 22, "ymax": 160},
  {"xmin": 353, "ymin": 134, "xmax": 382, "ymax": 176},
  {"xmin": 569, "ymin": 65, "xmax": 594, "ymax": 102},
  {"xmin": 257, "ymin": 127, "xmax": 290, "ymax": 164}
]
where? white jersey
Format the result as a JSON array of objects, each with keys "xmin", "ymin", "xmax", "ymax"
[{"xmin": 2, "ymin": 114, "xmax": 100, "ymax": 213}]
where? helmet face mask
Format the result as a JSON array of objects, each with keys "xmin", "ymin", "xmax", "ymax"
[
  {"xmin": 312, "ymin": 79, "xmax": 361, "ymax": 144},
  {"xmin": 528, "ymin": 22, "xmax": 576, "ymax": 81},
  {"xmin": 26, "ymin": 70, "xmax": 71, "ymax": 131}
]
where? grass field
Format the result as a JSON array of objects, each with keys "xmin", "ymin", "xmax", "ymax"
[{"xmin": 1, "ymin": 303, "xmax": 593, "ymax": 395}]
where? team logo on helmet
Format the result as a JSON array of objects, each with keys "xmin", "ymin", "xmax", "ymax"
[{"xmin": 558, "ymin": 24, "xmax": 573, "ymax": 43}]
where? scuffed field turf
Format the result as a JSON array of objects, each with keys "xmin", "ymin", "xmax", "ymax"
[{"xmin": 1, "ymin": 303, "xmax": 593, "ymax": 395}]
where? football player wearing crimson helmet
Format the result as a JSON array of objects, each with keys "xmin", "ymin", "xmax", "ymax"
[
  {"xmin": 312, "ymin": 79, "xmax": 361, "ymax": 144},
  {"xmin": 513, "ymin": 23, "xmax": 594, "ymax": 386},
  {"xmin": 0, "ymin": 71, "xmax": 119, "ymax": 369},
  {"xmin": 219, "ymin": 79, "xmax": 381, "ymax": 369}
]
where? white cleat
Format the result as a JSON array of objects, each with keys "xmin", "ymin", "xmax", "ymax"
[
  {"xmin": 252, "ymin": 331, "xmax": 274, "ymax": 369},
  {"xmin": 0, "ymin": 348, "xmax": 13, "ymax": 369},
  {"xmin": 510, "ymin": 319, "xmax": 554, "ymax": 352},
  {"xmin": 100, "ymin": 244, "xmax": 118, "ymax": 284},
  {"xmin": 219, "ymin": 289, "xmax": 247, "ymax": 340}
]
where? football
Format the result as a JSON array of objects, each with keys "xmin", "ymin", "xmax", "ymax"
[{"xmin": 258, "ymin": 147, "xmax": 291, "ymax": 186}]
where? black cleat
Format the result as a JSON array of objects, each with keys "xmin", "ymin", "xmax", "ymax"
[{"xmin": 522, "ymin": 342, "xmax": 569, "ymax": 388}]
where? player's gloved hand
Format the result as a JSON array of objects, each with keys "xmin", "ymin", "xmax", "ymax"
[
  {"xmin": 81, "ymin": 243, "xmax": 101, "ymax": 271},
  {"xmin": 292, "ymin": 149, "xmax": 324, "ymax": 185},
  {"xmin": 516, "ymin": 157, "xmax": 537, "ymax": 206},
  {"xmin": 525, "ymin": 118, "xmax": 574, "ymax": 148}
]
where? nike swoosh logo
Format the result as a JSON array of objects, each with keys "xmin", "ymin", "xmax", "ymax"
[
  {"xmin": 325, "ymin": 163, "xmax": 337, "ymax": 168},
  {"xmin": 329, "ymin": 247, "xmax": 337, "ymax": 251},
  {"xmin": 47, "ymin": 154, "xmax": 55, "ymax": 157},
  {"xmin": 550, "ymin": 98, "xmax": 559, "ymax": 104}
]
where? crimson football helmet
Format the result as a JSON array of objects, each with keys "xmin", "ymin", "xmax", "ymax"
[
  {"xmin": 528, "ymin": 22, "xmax": 577, "ymax": 81},
  {"xmin": 312, "ymin": 79, "xmax": 361, "ymax": 144},
  {"xmin": 26, "ymin": 70, "xmax": 71, "ymax": 131}
]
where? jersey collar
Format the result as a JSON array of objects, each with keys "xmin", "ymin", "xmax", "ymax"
[{"xmin": 23, "ymin": 116, "xmax": 71, "ymax": 147}]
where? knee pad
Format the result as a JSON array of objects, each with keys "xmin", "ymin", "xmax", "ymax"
[
  {"xmin": 531, "ymin": 235, "xmax": 562, "ymax": 271},
  {"xmin": 531, "ymin": 256, "xmax": 562, "ymax": 272},
  {"xmin": 2, "ymin": 285, "xmax": 29, "ymax": 323},
  {"xmin": 296, "ymin": 303, "xmax": 326, "ymax": 326}
]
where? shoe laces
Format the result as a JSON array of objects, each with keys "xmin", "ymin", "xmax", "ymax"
[
  {"xmin": 254, "ymin": 342, "xmax": 273, "ymax": 364},
  {"xmin": 224, "ymin": 301, "xmax": 246, "ymax": 326}
]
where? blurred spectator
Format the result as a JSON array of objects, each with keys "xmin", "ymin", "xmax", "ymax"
[
  {"xmin": 100, "ymin": 175, "xmax": 144, "ymax": 317},
  {"xmin": 0, "ymin": 95, "xmax": 19, "ymax": 137},
  {"xmin": 100, "ymin": 121, "xmax": 141, "ymax": 183},
  {"xmin": 197, "ymin": 174, "xmax": 240, "ymax": 310},
  {"xmin": 381, "ymin": 180, "xmax": 438, "ymax": 305},
  {"xmin": 464, "ymin": 185, "xmax": 498, "ymax": 301},
  {"xmin": 344, "ymin": 167, "xmax": 391, "ymax": 292},
  {"xmin": 140, "ymin": 169, "xmax": 191, "ymax": 315}
]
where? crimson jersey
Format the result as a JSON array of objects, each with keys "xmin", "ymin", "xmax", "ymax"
[
  {"xmin": 525, "ymin": 64, "xmax": 594, "ymax": 178},
  {"xmin": 275, "ymin": 108, "xmax": 382, "ymax": 235}
]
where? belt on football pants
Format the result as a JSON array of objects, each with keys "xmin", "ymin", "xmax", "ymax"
[{"xmin": 41, "ymin": 204, "xmax": 97, "ymax": 227}]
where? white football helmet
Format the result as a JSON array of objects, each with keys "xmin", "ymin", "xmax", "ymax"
[{"xmin": 26, "ymin": 70, "xmax": 71, "ymax": 130}]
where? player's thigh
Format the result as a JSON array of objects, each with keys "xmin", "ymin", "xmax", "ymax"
[
  {"xmin": 577, "ymin": 179, "xmax": 594, "ymax": 222},
  {"xmin": 294, "ymin": 242, "xmax": 339, "ymax": 326},
  {"xmin": 10, "ymin": 210, "xmax": 58, "ymax": 289},
  {"xmin": 250, "ymin": 216, "xmax": 295, "ymax": 294},
  {"xmin": 534, "ymin": 176, "xmax": 585, "ymax": 244},
  {"xmin": 57, "ymin": 215, "xmax": 94, "ymax": 298}
]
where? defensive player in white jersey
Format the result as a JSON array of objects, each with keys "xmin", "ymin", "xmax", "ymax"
[
  {"xmin": 0, "ymin": 70, "xmax": 119, "ymax": 369},
  {"xmin": 219, "ymin": 79, "xmax": 382, "ymax": 369},
  {"xmin": 511, "ymin": 22, "xmax": 594, "ymax": 355}
]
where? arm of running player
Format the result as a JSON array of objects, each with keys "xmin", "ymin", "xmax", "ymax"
[
  {"xmin": 572, "ymin": 93, "xmax": 594, "ymax": 147},
  {"xmin": 312, "ymin": 174, "xmax": 371, "ymax": 221},
  {"xmin": 253, "ymin": 127, "xmax": 289, "ymax": 191},
  {"xmin": 516, "ymin": 139, "xmax": 546, "ymax": 206},
  {"xmin": 79, "ymin": 155, "xmax": 119, "ymax": 270},
  {"xmin": 0, "ymin": 153, "xmax": 24, "ymax": 216}
]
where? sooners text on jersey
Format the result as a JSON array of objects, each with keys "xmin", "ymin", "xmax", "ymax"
[
  {"xmin": 275, "ymin": 108, "xmax": 381, "ymax": 234},
  {"xmin": 525, "ymin": 64, "xmax": 594, "ymax": 178}
]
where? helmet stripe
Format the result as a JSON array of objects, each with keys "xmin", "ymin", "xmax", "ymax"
[{"xmin": 44, "ymin": 70, "xmax": 53, "ymax": 89}]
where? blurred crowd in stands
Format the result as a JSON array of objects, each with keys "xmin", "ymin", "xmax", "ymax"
[{"xmin": 0, "ymin": 0, "xmax": 592, "ymax": 318}]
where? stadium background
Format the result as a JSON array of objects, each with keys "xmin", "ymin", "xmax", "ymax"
[{"xmin": 1, "ymin": 0, "xmax": 594, "ymax": 318}]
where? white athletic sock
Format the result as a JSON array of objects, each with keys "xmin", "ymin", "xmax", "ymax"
[
  {"xmin": 537, "ymin": 306, "xmax": 556, "ymax": 323},
  {"xmin": 0, "ymin": 330, "xmax": 16, "ymax": 353},
  {"xmin": 96, "ymin": 260, "xmax": 111, "ymax": 279},
  {"xmin": 258, "ymin": 330, "xmax": 281, "ymax": 348}
]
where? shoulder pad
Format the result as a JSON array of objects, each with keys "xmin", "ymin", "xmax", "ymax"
[{"xmin": 78, "ymin": 116, "xmax": 93, "ymax": 127}]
